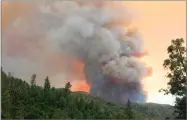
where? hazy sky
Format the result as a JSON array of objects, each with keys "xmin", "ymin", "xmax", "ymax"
[
  {"xmin": 125, "ymin": 1, "xmax": 186, "ymax": 105},
  {"xmin": 1, "ymin": 1, "xmax": 186, "ymax": 105}
]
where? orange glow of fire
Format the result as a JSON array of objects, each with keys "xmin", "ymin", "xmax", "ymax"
[
  {"xmin": 70, "ymin": 60, "xmax": 91, "ymax": 92},
  {"xmin": 70, "ymin": 54, "xmax": 152, "ymax": 93},
  {"xmin": 71, "ymin": 80, "xmax": 90, "ymax": 92}
]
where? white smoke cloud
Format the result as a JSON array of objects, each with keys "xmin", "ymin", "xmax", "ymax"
[{"xmin": 102, "ymin": 56, "xmax": 147, "ymax": 82}]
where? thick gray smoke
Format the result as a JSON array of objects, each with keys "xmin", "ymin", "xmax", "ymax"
[
  {"xmin": 46, "ymin": 1, "xmax": 149, "ymax": 103},
  {"xmin": 2, "ymin": 1, "xmax": 151, "ymax": 103}
]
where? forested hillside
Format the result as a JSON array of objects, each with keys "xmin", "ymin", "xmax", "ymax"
[{"xmin": 1, "ymin": 69, "xmax": 173, "ymax": 119}]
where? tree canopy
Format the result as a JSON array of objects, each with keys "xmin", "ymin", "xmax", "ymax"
[
  {"xmin": 160, "ymin": 38, "xmax": 186, "ymax": 119},
  {"xmin": 1, "ymin": 69, "xmax": 143, "ymax": 119}
]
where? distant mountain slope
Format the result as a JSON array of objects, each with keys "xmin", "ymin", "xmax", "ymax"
[
  {"xmin": 72, "ymin": 91, "xmax": 174, "ymax": 119},
  {"xmin": 132, "ymin": 102, "xmax": 174, "ymax": 119}
]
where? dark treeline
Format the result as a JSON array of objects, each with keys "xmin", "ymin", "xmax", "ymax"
[{"xmin": 1, "ymin": 69, "xmax": 142, "ymax": 119}]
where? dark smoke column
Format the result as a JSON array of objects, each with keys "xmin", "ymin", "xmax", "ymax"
[{"xmin": 84, "ymin": 61, "xmax": 147, "ymax": 103}]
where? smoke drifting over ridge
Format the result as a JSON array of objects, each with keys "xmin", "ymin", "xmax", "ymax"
[{"xmin": 2, "ymin": 1, "xmax": 152, "ymax": 103}]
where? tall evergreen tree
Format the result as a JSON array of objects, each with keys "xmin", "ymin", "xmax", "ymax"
[
  {"xmin": 30, "ymin": 74, "xmax": 36, "ymax": 86},
  {"xmin": 64, "ymin": 82, "xmax": 71, "ymax": 96},
  {"xmin": 65, "ymin": 82, "xmax": 72, "ymax": 90},
  {"xmin": 126, "ymin": 99, "xmax": 133, "ymax": 119},
  {"xmin": 44, "ymin": 76, "xmax": 51, "ymax": 91}
]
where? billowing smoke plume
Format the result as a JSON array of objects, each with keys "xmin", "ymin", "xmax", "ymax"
[{"xmin": 2, "ymin": 1, "xmax": 151, "ymax": 103}]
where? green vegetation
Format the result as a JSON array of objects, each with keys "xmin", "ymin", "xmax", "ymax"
[
  {"xmin": 159, "ymin": 38, "xmax": 186, "ymax": 119},
  {"xmin": 132, "ymin": 102, "xmax": 174, "ymax": 119},
  {"xmin": 1, "ymin": 69, "xmax": 146, "ymax": 119},
  {"xmin": 1, "ymin": 69, "xmax": 174, "ymax": 119}
]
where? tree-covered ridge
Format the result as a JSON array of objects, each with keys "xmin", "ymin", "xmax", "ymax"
[{"xmin": 2, "ymin": 70, "xmax": 146, "ymax": 119}]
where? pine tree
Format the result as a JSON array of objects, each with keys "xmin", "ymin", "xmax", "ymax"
[
  {"xmin": 64, "ymin": 82, "xmax": 71, "ymax": 96},
  {"xmin": 65, "ymin": 82, "xmax": 72, "ymax": 90},
  {"xmin": 126, "ymin": 99, "xmax": 133, "ymax": 119},
  {"xmin": 44, "ymin": 76, "xmax": 51, "ymax": 91},
  {"xmin": 31, "ymin": 74, "xmax": 36, "ymax": 86}
]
